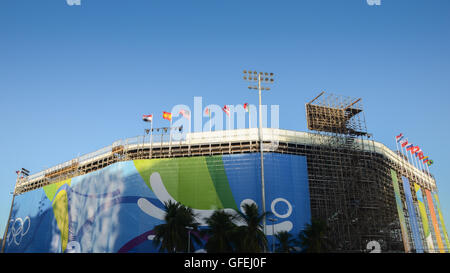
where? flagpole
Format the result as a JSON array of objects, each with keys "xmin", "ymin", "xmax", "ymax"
[
  {"xmin": 410, "ymin": 145, "xmax": 421, "ymax": 172},
  {"xmin": 425, "ymin": 161, "xmax": 431, "ymax": 177},
  {"xmin": 142, "ymin": 128, "xmax": 145, "ymax": 158},
  {"xmin": 395, "ymin": 135, "xmax": 412, "ymax": 253},
  {"xmin": 420, "ymin": 157, "xmax": 431, "ymax": 188},
  {"xmin": 150, "ymin": 117, "xmax": 153, "ymax": 159},
  {"xmin": 413, "ymin": 149, "xmax": 422, "ymax": 172},
  {"xmin": 249, "ymin": 108, "xmax": 251, "ymax": 129},
  {"xmin": 169, "ymin": 118, "xmax": 172, "ymax": 156},
  {"xmin": 189, "ymin": 111, "xmax": 191, "ymax": 135},
  {"xmin": 403, "ymin": 139, "xmax": 412, "ymax": 165}
]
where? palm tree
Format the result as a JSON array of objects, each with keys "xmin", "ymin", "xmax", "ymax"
[
  {"xmin": 152, "ymin": 200, "xmax": 200, "ymax": 253},
  {"xmin": 274, "ymin": 231, "xmax": 296, "ymax": 253},
  {"xmin": 297, "ymin": 218, "xmax": 332, "ymax": 253},
  {"xmin": 234, "ymin": 203, "xmax": 269, "ymax": 253},
  {"xmin": 203, "ymin": 209, "xmax": 238, "ymax": 253}
]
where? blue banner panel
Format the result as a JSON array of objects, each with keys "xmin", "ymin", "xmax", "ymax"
[
  {"xmin": 401, "ymin": 176, "xmax": 424, "ymax": 253},
  {"xmin": 4, "ymin": 153, "xmax": 310, "ymax": 253}
]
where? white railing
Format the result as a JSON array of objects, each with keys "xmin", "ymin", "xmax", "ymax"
[{"xmin": 16, "ymin": 128, "xmax": 436, "ymax": 190}]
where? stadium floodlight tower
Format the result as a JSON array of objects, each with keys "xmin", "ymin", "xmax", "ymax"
[{"xmin": 243, "ymin": 70, "xmax": 274, "ymax": 239}]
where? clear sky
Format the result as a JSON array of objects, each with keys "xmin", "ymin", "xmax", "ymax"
[{"xmin": 1, "ymin": 0, "xmax": 449, "ymax": 243}]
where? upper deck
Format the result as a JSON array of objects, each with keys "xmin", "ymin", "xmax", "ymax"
[{"xmin": 14, "ymin": 128, "xmax": 436, "ymax": 194}]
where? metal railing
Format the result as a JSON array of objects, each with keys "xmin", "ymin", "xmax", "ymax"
[{"xmin": 16, "ymin": 128, "xmax": 436, "ymax": 190}]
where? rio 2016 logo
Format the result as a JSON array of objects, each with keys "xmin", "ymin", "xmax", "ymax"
[{"xmin": 366, "ymin": 240, "xmax": 381, "ymax": 253}]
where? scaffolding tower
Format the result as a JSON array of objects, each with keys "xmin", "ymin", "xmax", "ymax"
[{"xmin": 305, "ymin": 91, "xmax": 401, "ymax": 252}]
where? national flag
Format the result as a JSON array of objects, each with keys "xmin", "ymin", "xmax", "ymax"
[
  {"xmin": 163, "ymin": 111, "xmax": 172, "ymax": 121},
  {"xmin": 416, "ymin": 151, "xmax": 425, "ymax": 160},
  {"xmin": 179, "ymin": 109, "xmax": 191, "ymax": 120},
  {"xmin": 399, "ymin": 139, "xmax": 408, "ymax": 148},
  {"xmin": 244, "ymin": 103, "xmax": 249, "ymax": 112},
  {"xmin": 407, "ymin": 145, "xmax": 420, "ymax": 155},
  {"xmin": 142, "ymin": 114, "xmax": 153, "ymax": 122},
  {"xmin": 414, "ymin": 148, "xmax": 422, "ymax": 157},
  {"xmin": 222, "ymin": 105, "xmax": 230, "ymax": 116},
  {"xmin": 205, "ymin": 107, "xmax": 210, "ymax": 116},
  {"xmin": 396, "ymin": 133, "xmax": 404, "ymax": 142}
]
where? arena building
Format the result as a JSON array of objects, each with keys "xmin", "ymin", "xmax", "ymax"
[{"xmin": 2, "ymin": 93, "xmax": 448, "ymax": 253}]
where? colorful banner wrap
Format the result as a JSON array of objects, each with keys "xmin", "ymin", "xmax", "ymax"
[
  {"xmin": 401, "ymin": 176, "xmax": 424, "ymax": 253},
  {"xmin": 414, "ymin": 183, "xmax": 434, "ymax": 252},
  {"xmin": 4, "ymin": 153, "xmax": 311, "ymax": 253},
  {"xmin": 432, "ymin": 193, "xmax": 449, "ymax": 252},
  {"xmin": 390, "ymin": 170, "xmax": 410, "ymax": 252},
  {"xmin": 424, "ymin": 189, "xmax": 445, "ymax": 253}
]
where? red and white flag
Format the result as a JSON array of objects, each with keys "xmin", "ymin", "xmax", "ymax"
[
  {"xmin": 142, "ymin": 114, "xmax": 153, "ymax": 122},
  {"xmin": 222, "ymin": 105, "xmax": 230, "ymax": 116},
  {"xmin": 243, "ymin": 103, "xmax": 249, "ymax": 112},
  {"xmin": 395, "ymin": 133, "xmax": 404, "ymax": 142},
  {"xmin": 179, "ymin": 109, "xmax": 191, "ymax": 120}
]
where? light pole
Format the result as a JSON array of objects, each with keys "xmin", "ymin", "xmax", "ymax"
[
  {"xmin": 268, "ymin": 217, "xmax": 277, "ymax": 253},
  {"xmin": 142, "ymin": 114, "xmax": 153, "ymax": 158},
  {"xmin": 186, "ymin": 226, "xmax": 194, "ymax": 253},
  {"xmin": 243, "ymin": 70, "xmax": 274, "ymax": 239}
]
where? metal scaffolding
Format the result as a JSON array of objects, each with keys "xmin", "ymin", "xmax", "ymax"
[{"xmin": 305, "ymin": 91, "xmax": 403, "ymax": 252}]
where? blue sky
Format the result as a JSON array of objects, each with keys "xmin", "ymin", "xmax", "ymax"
[{"xmin": 1, "ymin": 0, "xmax": 449, "ymax": 245}]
